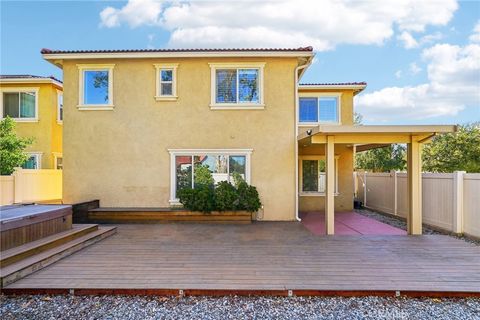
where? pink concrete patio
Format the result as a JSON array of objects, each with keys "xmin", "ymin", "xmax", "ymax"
[{"xmin": 300, "ymin": 211, "xmax": 407, "ymax": 235}]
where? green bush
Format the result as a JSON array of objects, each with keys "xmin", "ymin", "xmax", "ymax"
[
  {"xmin": 237, "ymin": 181, "xmax": 262, "ymax": 212},
  {"xmin": 177, "ymin": 180, "xmax": 261, "ymax": 213},
  {"xmin": 215, "ymin": 181, "xmax": 239, "ymax": 211},
  {"xmin": 0, "ymin": 117, "xmax": 33, "ymax": 175}
]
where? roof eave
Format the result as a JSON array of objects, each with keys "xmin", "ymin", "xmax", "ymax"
[{"xmin": 0, "ymin": 78, "xmax": 63, "ymax": 88}]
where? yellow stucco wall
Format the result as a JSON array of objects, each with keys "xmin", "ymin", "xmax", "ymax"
[
  {"xmin": 62, "ymin": 57, "xmax": 299, "ymax": 220},
  {"xmin": 1, "ymin": 83, "xmax": 62, "ymax": 169},
  {"xmin": 297, "ymin": 88, "xmax": 356, "ymax": 212}
]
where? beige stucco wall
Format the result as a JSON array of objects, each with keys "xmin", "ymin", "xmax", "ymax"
[
  {"xmin": 62, "ymin": 57, "xmax": 299, "ymax": 220},
  {"xmin": 1, "ymin": 83, "xmax": 62, "ymax": 169}
]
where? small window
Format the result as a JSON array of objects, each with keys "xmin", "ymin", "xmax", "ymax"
[
  {"xmin": 299, "ymin": 96, "xmax": 340, "ymax": 123},
  {"xmin": 22, "ymin": 153, "xmax": 42, "ymax": 169},
  {"xmin": 2, "ymin": 90, "xmax": 37, "ymax": 120},
  {"xmin": 210, "ymin": 63, "xmax": 264, "ymax": 109},
  {"xmin": 77, "ymin": 64, "xmax": 114, "ymax": 108},
  {"xmin": 56, "ymin": 157, "xmax": 63, "ymax": 170},
  {"xmin": 57, "ymin": 91, "xmax": 63, "ymax": 123},
  {"xmin": 154, "ymin": 64, "xmax": 178, "ymax": 101},
  {"xmin": 300, "ymin": 158, "xmax": 338, "ymax": 194}
]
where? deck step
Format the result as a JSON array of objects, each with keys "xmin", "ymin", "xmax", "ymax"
[
  {"xmin": 0, "ymin": 226, "xmax": 116, "ymax": 288},
  {"xmin": 88, "ymin": 208, "xmax": 252, "ymax": 224},
  {"xmin": 0, "ymin": 224, "xmax": 99, "ymax": 268}
]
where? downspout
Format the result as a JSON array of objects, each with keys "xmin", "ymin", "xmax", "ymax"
[{"xmin": 294, "ymin": 56, "xmax": 314, "ymax": 221}]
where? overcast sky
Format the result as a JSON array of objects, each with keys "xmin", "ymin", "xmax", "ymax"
[{"xmin": 1, "ymin": 0, "xmax": 479, "ymax": 124}]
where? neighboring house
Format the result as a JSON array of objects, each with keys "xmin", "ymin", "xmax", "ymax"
[
  {"xmin": 0, "ymin": 75, "xmax": 63, "ymax": 169},
  {"xmin": 41, "ymin": 47, "xmax": 455, "ymax": 234}
]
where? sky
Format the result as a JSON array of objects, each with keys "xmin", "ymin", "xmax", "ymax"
[{"xmin": 1, "ymin": 0, "xmax": 479, "ymax": 125}]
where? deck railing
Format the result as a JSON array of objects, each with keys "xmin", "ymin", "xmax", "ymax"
[{"xmin": 355, "ymin": 171, "xmax": 480, "ymax": 238}]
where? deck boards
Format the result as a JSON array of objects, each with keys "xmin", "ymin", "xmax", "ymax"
[{"xmin": 4, "ymin": 222, "xmax": 480, "ymax": 293}]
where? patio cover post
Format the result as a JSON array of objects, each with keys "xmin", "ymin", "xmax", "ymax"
[
  {"xmin": 407, "ymin": 137, "xmax": 422, "ymax": 235},
  {"xmin": 325, "ymin": 135, "xmax": 335, "ymax": 235}
]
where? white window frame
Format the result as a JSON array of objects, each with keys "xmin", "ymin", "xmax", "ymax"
[
  {"xmin": 298, "ymin": 92, "xmax": 342, "ymax": 126},
  {"xmin": 299, "ymin": 155, "xmax": 339, "ymax": 196},
  {"xmin": 23, "ymin": 152, "xmax": 43, "ymax": 169},
  {"xmin": 56, "ymin": 90, "xmax": 63, "ymax": 124},
  {"xmin": 0, "ymin": 87, "xmax": 39, "ymax": 122},
  {"xmin": 154, "ymin": 64, "xmax": 178, "ymax": 101},
  {"xmin": 53, "ymin": 152, "xmax": 63, "ymax": 170},
  {"xmin": 168, "ymin": 149, "xmax": 253, "ymax": 204},
  {"xmin": 77, "ymin": 64, "xmax": 115, "ymax": 110},
  {"xmin": 209, "ymin": 63, "xmax": 265, "ymax": 110}
]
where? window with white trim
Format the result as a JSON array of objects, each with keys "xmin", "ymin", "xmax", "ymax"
[
  {"xmin": 77, "ymin": 64, "xmax": 114, "ymax": 108},
  {"xmin": 300, "ymin": 156, "xmax": 338, "ymax": 195},
  {"xmin": 299, "ymin": 95, "xmax": 340, "ymax": 123},
  {"xmin": 22, "ymin": 153, "xmax": 42, "ymax": 169},
  {"xmin": 169, "ymin": 149, "xmax": 252, "ymax": 202},
  {"xmin": 154, "ymin": 64, "xmax": 178, "ymax": 100},
  {"xmin": 57, "ymin": 91, "xmax": 63, "ymax": 123},
  {"xmin": 53, "ymin": 153, "xmax": 63, "ymax": 170},
  {"xmin": 1, "ymin": 89, "xmax": 38, "ymax": 121},
  {"xmin": 210, "ymin": 63, "xmax": 264, "ymax": 108}
]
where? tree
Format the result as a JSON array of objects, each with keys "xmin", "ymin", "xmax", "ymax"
[
  {"xmin": 422, "ymin": 123, "xmax": 480, "ymax": 173},
  {"xmin": 355, "ymin": 144, "xmax": 406, "ymax": 172},
  {"xmin": 0, "ymin": 117, "xmax": 34, "ymax": 175}
]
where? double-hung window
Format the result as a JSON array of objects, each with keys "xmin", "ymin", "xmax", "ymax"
[
  {"xmin": 210, "ymin": 63, "xmax": 264, "ymax": 109},
  {"xmin": 22, "ymin": 153, "xmax": 42, "ymax": 169},
  {"xmin": 154, "ymin": 64, "xmax": 178, "ymax": 100},
  {"xmin": 299, "ymin": 95, "xmax": 340, "ymax": 124},
  {"xmin": 1, "ymin": 88, "xmax": 38, "ymax": 121},
  {"xmin": 77, "ymin": 64, "xmax": 114, "ymax": 109},
  {"xmin": 300, "ymin": 156, "xmax": 338, "ymax": 195},
  {"xmin": 169, "ymin": 149, "xmax": 252, "ymax": 202}
]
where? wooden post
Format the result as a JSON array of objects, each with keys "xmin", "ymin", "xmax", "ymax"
[
  {"xmin": 452, "ymin": 171, "xmax": 466, "ymax": 234},
  {"xmin": 363, "ymin": 170, "xmax": 367, "ymax": 207},
  {"xmin": 407, "ymin": 138, "xmax": 422, "ymax": 235},
  {"xmin": 393, "ymin": 170, "xmax": 398, "ymax": 216},
  {"xmin": 13, "ymin": 167, "xmax": 23, "ymax": 204},
  {"xmin": 325, "ymin": 135, "xmax": 335, "ymax": 235}
]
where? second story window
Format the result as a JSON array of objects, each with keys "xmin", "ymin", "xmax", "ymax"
[
  {"xmin": 209, "ymin": 63, "xmax": 265, "ymax": 109},
  {"xmin": 57, "ymin": 91, "xmax": 63, "ymax": 123},
  {"xmin": 77, "ymin": 64, "xmax": 115, "ymax": 109},
  {"xmin": 154, "ymin": 64, "xmax": 178, "ymax": 101},
  {"xmin": 299, "ymin": 95, "xmax": 340, "ymax": 124},
  {"xmin": 1, "ymin": 89, "xmax": 38, "ymax": 121}
]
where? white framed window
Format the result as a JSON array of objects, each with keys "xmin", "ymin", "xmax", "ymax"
[
  {"xmin": 22, "ymin": 152, "xmax": 42, "ymax": 169},
  {"xmin": 298, "ymin": 93, "xmax": 341, "ymax": 125},
  {"xmin": 168, "ymin": 149, "xmax": 252, "ymax": 203},
  {"xmin": 154, "ymin": 64, "xmax": 178, "ymax": 101},
  {"xmin": 77, "ymin": 64, "xmax": 115, "ymax": 110},
  {"xmin": 0, "ymin": 88, "xmax": 39, "ymax": 122},
  {"xmin": 209, "ymin": 63, "xmax": 265, "ymax": 109},
  {"xmin": 299, "ymin": 155, "xmax": 339, "ymax": 196},
  {"xmin": 53, "ymin": 152, "xmax": 63, "ymax": 170},
  {"xmin": 57, "ymin": 90, "xmax": 63, "ymax": 123}
]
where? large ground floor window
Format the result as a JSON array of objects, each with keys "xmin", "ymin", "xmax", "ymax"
[
  {"xmin": 169, "ymin": 149, "xmax": 252, "ymax": 203},
  {"xmin": 299, "ymin": 156, "xmax": 339, "ymax": 195}
]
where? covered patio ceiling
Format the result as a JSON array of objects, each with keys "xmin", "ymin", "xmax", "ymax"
[{"xmin": 297, "ymin": 125, "xmax": 457, "ymax": 235}]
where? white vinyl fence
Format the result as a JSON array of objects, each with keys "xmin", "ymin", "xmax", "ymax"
[
  {"xmin": 0, "ymin": 168, "xmax": 62, "ymax": 205},
  {"xmin": 355, "ymin": 171, "xmax": 480, "ymax": 238}
]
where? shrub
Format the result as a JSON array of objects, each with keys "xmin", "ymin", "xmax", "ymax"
[
  {"xmin": 0, "ymin": 117, "xmax": 33, "ymax": 175},
  {"xmin": 177, "ymin": 184, "xmax": 215, "ymax": 213},
  {"xmin": 215, "ymin": 181, "xmax": 239, "ymax": 211},
  {"xmin": 236, "ymin": 181, "xmax": 262, "ymax": 213}
]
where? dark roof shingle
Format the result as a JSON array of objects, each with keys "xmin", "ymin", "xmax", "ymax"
[
  {"xmin": 0, "ymin": 74, "xmax": 62, "ymax": 83},
  {"xmin": 41, "ymin": 47, "xmax": 313, "ymax": 54}
]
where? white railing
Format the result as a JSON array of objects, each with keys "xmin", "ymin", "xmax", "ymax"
[
  {"xmin": 355, "ymin": 171, "xmax": 480, "ymax": 238},
  {"xmin": 0, "ymin": 168, "xmax": 62, "ymax": 205}
]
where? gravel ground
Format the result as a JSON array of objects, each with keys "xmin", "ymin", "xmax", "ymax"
[
  {"xmin": 1, "ymin": 294, "xmax": 479, "ymax": 320},
  {"xmin": 355, "ymin": 208, "xmax": 480, "ymax": 245}
]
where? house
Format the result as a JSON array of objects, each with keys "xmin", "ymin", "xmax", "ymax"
[
  {"xmin": 41, "ymin": 47, "xmax": 455, "ymax": 235},
  {"xmin": 0, "ymin": 75, "xmax": 63, "ymax": 169}
]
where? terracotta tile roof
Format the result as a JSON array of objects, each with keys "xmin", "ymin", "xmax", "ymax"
[
  {"xmin": 41, "ymin": 47, "xmax": 313, "ymax": 54},
  {"xmin": 0, "ymin": 74, "xmax": 63, "ymax": 83},
  {"xmin": 300, "ymin": 82, "xmax": 367, "ymax": 86}
]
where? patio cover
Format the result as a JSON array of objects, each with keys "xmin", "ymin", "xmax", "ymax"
[{"xmin": 297, "ymin": 125, "xmax": 457, "ymax": 235}]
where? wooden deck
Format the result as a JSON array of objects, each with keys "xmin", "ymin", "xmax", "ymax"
[{"xmin": 2, "ymin": 223, "xmax": 480, "ymax": 296}]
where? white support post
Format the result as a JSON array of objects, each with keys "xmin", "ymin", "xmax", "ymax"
[
  {"xmin": 325, "ymin": 136, "xmax": 335, "ymax": 235},
  {"xmin": 452, "ymin": 171, "xmax": 466, "ymax": 234},
  {"xmin": 13, "ymin": 167, "xmax": 23, "ymax": 204}
]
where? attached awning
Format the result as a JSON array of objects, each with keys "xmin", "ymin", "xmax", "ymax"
[{"xmin": 298, "ymin": 125, "xmax": 457, "ymax": 147}]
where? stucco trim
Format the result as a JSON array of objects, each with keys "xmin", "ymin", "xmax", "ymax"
[
  {"xmin": 154, "ymin": 63, "xmax": 179, "ymax": 101},
  {"xmin": 0, "ymin": 87, "xmax": 40, "ymax": 122},
  {"xmin": 77, "ymin": 64, "xmax": 115, "ymax": 108}
]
